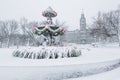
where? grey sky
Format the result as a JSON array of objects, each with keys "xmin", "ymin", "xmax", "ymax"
[{"xmin": 0, "ymin": 0, "xmax": 119, "ymax": 30}]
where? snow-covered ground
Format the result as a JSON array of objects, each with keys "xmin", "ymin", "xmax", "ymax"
[
  {"xmin": 0, "ymin": 45, "xmax": 120, "ymax": 80},
  {"xmin": 66, "ymin": 67, "xmax": 120, "ymax": 80},
  {"xmin": 0, "ymin": 59, "xmax": 120, "ymax": 80},
  {"xmin": 0, "ymin": 46, "xmax": 120, "ymax": 66}
]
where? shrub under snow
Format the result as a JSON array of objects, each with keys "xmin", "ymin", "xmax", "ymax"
[{"xmin": 13, "ymin": 46, "xmax": 81, "ymax": 59}]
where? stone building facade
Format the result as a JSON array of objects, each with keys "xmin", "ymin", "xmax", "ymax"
[{"xmin": 63, "ymin": 13, "xmax": 93, "ymax": 44}]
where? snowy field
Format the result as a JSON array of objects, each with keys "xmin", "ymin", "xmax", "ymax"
[
  {"xmin": 66, "ymin": 67, "xmax": 120, "ymax": 80},
  {"xmin": 0, "ymin": 45, "xmax": 120, "ymax": 66},
  {"xmin": 0, "ymin": 45, "xmax": 120, "ymax": 80}
]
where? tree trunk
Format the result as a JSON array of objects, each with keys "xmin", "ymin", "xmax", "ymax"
[
  {"xmin": 118, "ymin": 35, "xmax": 120, "ymax": 47},
  {"xmin": 7, "ymin": 37, "xmax": 10, "ymax": 48},
  {"xmin": 0, "ymin": 41, "xmax": 2, "ymax": 48},
  {"xmin": 16, "ymin": 37, "xmax": 19, "ymax": 49},
  {"xmin": 118, "ymin": 26, "xmax": 120, "ymax": 47},
  {"xmin": 27, "ymin": 38, "xmax": 30, "ymax": 46}
]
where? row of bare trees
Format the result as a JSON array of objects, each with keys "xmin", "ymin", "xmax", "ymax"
[
  {"xmin": 0, "ymin": 20, "xmax": 19, "ymax": 48},
  {"xmin": 90, "ymin": 6, "xmax": 120, "ymax": 46},
  {"xmin": 0, "ymin": 18, "xmax": 67, "ymax": 48},
  {"xmin": 0, "ymin": 18, "xmax": 39, "ymax": 48}
]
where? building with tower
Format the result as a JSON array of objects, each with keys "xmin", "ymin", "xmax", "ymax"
[{"xmin": 63, "ymin": 13, "xmax": 93, "ymax": 44}]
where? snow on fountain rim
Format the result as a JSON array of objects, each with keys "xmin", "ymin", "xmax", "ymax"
[{"xmin": 17, "ymin": 46, "xmax": 79, "ymax": 51}]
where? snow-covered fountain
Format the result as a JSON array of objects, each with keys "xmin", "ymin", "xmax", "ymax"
[
  {"xmin": 13, "ymin": 46, "xmax": 81, "ymax": 59},
  {"xmin": 13, "ymin": 7, "xmax": 81, "ymax": 59}
]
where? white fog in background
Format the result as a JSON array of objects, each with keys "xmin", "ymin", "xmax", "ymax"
[{"xmin": 0, "ymin": 0, "xmax": 119, "ymax": 30}]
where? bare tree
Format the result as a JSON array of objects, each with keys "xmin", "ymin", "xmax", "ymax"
[
  {"xmin": 20, "ymin": 17, "xmax": 28, "ymax": 46},
  {"xmin": 0, "ymin": 21, "xmax": 6, "ymax": 48},
  {"xmin": 3, "ymin": 20, "xmax": 18, "ymax": 48},
  {"xmin": 91, "ymin": 7, "xmax": 120, "ymax": 46},
  {"xmin": 104, "ymin": 8, "xmax": 120, "ymax": 45},
  {"xmin": 25, "ymin": 21, "xmax": 38, "ymax": 46},
  {"xmin": 90, "ymin": 12, "xmax": 108, "ymax": 42}
]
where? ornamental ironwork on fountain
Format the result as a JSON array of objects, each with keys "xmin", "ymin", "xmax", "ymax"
[{"xmin": 33, "ymin": 7, "xmax": 66, "ymax": 45}]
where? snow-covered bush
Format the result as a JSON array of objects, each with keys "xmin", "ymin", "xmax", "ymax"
[
  {"xmin": 13, "ymin": 46, "xmax": 81, "ymax": 59},
  {"xmin": 71, "ymin": 49, "xmax": 81, "ymax": 57}
]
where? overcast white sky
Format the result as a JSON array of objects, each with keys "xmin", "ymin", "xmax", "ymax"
[{"xmin": 0, "ymin": 0, "xmax": 120, "ymax": 30}]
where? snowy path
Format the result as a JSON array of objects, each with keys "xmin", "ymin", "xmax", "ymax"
[
  {"xmin": 67, "ymin": 64, "xmax": 120, "ymax": 80},
  {"xmin": 0, "ymin": 59, "xmax": 120, "ymax": 80}
]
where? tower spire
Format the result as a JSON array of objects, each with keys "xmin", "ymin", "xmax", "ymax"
[
  {"xmin": 81, "ymin": 8, "xmax": 84, "ymax": 14},
  {"xmin": 80, "ymin": 10, "xmax": 86, "ymax": 31}
]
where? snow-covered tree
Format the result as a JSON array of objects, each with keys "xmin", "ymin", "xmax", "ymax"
[
  {"xmin": 20, "ymin": 18, "xmax": 28, "ymax": 46},
  {"xmin": 0, "ymin": 21, "xmax": 6, "ymax": 47},
  {"xmin": 6, "ymin": 20, "xmax": 18, "ymax": 48},
  {"xmin": 91, "ymin": 6, "xmax": 120, "ymax": 46},
  {"xmin": 26, "ymin": 21, "xmax": 39, "ymax": 46}
]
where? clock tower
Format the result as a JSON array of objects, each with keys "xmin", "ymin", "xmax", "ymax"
[
  {"xmin": 79, "ymin": 13, "xmax": 87, "ymax": 44},
  {"xmin": 80, "ymin": 13, "xmax": 86, "ymax": 31}
]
